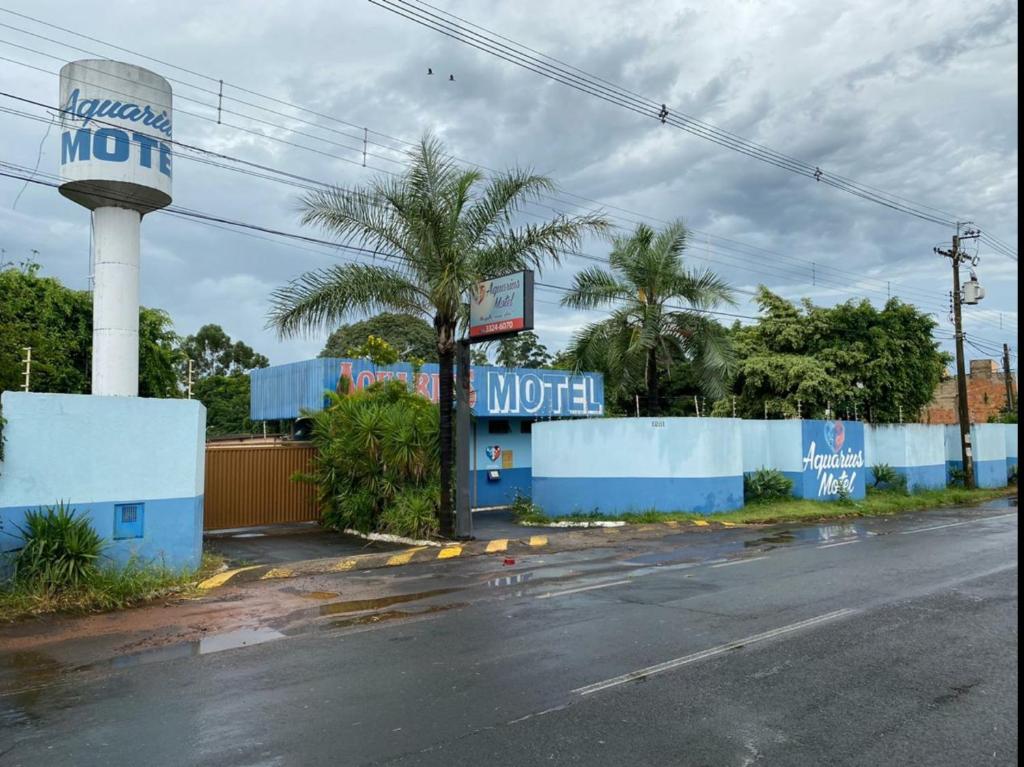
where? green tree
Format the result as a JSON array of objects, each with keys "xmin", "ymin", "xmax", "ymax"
[
  {"xmin": 178, "ymin": 323, "xmax": 269, "ymax": 380},
  {"xmin": 192, "ymin": 374, "xmax": 257, "ymax": 436},
  {"xmin": 0, "ymin": 262, "xmax": 179, "ymax": 397},
  {"xmin": 715, "ymin": 287, "xmax": 951, "ymax": 422},
  {"xmin": 269, "ymin": 135, "xmax": 607, "ymax": 535},
  {"xmin": 494, "ymin": 331, "xmax": 551, "ymax": 368},
  {"xmin": 321, "ymin": 313, "xmax": 438, "ymax": 361},
  {"xmin": 562, "ymin": 221, "xmax": 736, "ymax": 415}
]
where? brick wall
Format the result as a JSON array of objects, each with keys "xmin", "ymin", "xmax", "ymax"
[{"xmin": 922, "ymin": 359, "xmax": 1017, "ymax": 424}]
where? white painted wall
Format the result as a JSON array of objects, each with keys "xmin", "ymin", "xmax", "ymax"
[
  {"xmin": 533, "ymin": 417, "xmax": 743, "ymax": 479},
  {"xmin": 0, "ymin": 392, "xmax": 205, "ymax": 507}
]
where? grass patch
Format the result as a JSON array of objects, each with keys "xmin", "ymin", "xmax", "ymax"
[
  {"xmin": 513, "ymin": 487, "xmax": 1013, "ymax": 527},
  {"xmin": 0, "ymin": 552, "xmax": 226, "ymax": 623}
]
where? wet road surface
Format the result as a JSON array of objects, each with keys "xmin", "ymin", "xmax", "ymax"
[{"xmin": 1, "ymin": 501, "xmax": 1017, "ymax": 766}]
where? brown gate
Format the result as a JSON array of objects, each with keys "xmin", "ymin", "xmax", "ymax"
[{"xmin": 204, "ymin": 441, "xmax": 318, "ymax": 530}]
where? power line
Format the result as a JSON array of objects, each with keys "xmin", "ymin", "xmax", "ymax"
[
  {"xmin": 4, "ymin": 92, "xmax": 1015, "ymax": 337},
  {"xmin": 0, "ymin": 88, "xmax": 974, "ymax": 321},
  {"xmin": 0, "ymin": 90, "xmax": 941, "ymax": 312},
  {"xmin": 0, "ymin": 21, "xmax": 1009, "ymax": 310},
  {"xmin": 371, "ymin": 0, "xmax": 1018, "ymax": 254}
]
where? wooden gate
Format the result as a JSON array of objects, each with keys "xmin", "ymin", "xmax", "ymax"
[{"xmin": 204, "ymin": 441, "xmax": 318, "ymax": 530}]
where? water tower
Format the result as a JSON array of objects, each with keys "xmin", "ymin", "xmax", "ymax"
[{"xmin": 58, "ymin": 60, "xmax": 173, "ymax": 396}]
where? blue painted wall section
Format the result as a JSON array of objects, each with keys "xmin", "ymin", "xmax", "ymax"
[
  {"xmin": 532, "ymin": 418, "xmax": 744, "ymax": 516},
  {"xmin": 250, "ymin": 358, "xmax": 603, "ymax": 420},
  {"xmin": 944, "ymin": 424, "xmax": 1012, "ymax": 488},
  {"xmin": 863, "ymin": 424, "xmax": 946, "ymax": 491},
  {"xmin": 0, "ymin": 392, "xmax": 206, "ymax": 570},
  {"xmin": 796, "ymin": 420, "xmax": 866, "ymax": 500},
  {"xmin": 472, "ymin": 418, "xmax": 533, "ymax": 507}
]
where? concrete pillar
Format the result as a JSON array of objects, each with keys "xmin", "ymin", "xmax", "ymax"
[{"xmin": 91, "ymin": 206, "xmax": 142, "ymax": 396}]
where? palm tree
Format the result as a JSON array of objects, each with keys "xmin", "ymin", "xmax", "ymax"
[
  {"xmin": 562, "ymin": 221, "xmax": 736, "ymax": 415},
  {"xmin": 268, "ymin": 135, "xmax": 607, "ymax": 536}
]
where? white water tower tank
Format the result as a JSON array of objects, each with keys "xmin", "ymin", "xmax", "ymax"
[{"xmin": 58, "ymin": 60, "xmax": 173, "ymax": 396}]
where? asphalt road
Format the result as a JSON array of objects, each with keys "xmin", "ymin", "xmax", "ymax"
[{"xmin": 1, "ymin": 504, "xmax": 1017, "ymax": 766}]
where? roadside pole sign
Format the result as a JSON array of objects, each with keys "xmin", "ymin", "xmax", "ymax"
[
  {"xmin": 469, "ymin": 270, "xmax": 534, "ymax": 340},
  {"xmin": 457, "ymin": 270, "xmax": 535, "ymax": 539}
]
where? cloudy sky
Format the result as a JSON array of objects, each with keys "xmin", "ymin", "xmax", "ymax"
[{"xmin": 0, "ymin": 0, "xmax": 1017, "ymax": 371}]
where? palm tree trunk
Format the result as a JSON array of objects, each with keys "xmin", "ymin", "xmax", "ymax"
[
  {"xmin": 437, "ymin": 341, "xmax": 455, "ymax": 538},
  {"xmin": 646, "ymin": 348, "xmax": 659, "ymax": 416}
]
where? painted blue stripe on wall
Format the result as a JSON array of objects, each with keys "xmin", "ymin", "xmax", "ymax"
[
  {"xmin": 474, "ymin": 467, "xmax": 532, "ymax": 508},
  {"xmin": 946, "ymin": 459, "xmax": 1009, "ymax": 489},
  {"xmin": 0, "ymin": 496, "xmax": 203, "ymax": 570},
  {"xmin": 865, "ymin": 464, "xmax": 946, "ymax": 491},
  {"xmin": 533, "ymin": 475, "xmax": 743, "ymax": 516}
]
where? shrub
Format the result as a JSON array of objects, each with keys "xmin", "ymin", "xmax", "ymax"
[
  {"xmin": 870, "ymin": 464, "xmax": 908, "ymax": 494},
  {"xmin": 1009, "ymin": 465, "xmax": 1018, "ymax": 486},
  {"xmin": 510, "ymin": 491, "xmax": 548, "ymax": 525},
  {"xmin": 11, "ymin": 502, "xmax": 104, "ymax": 589},
  {"xmin": 948, "ymin": 467, "xmax": 967, "ymax": 488},
  {"xmin": 300, "ymin": 380, "xmax": 440, "ymax": 535},
  {"xmin": 379, "ymin": 486, "xmax": 441, "ymax": 539},
  {"xmin": 743, "ymin": 468, "xmax": 794, "ymax": 504}
]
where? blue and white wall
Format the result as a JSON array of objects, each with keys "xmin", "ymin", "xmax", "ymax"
[
  {"xmin": 472, "ymin": 418, "xmax": 533, "ymax": 508},
  {"xmin": 944, "ymin": 423, "xmax": 1012, "ymax": 488},
  {"xmin": 532, "ymin": 418, "xmax": 744, "ymax": 516},
  {"xmin": 0, "ymin": 392, "xmax": 206, "ymax": 570},
  {"xmin": 1005, "ymin": 424, "xmax": 1018, "ymax": 476},
  {"xmin": 864, "ymin": 424, "xmax": 946, "ymax": 491}
]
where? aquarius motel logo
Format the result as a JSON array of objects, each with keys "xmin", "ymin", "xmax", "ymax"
[{"xmin": 802, "ymin": 420, "xmax": 865, "ymax": 496}]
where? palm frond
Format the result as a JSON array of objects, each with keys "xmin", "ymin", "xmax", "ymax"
[
  {"xmin": 463, "ymin": 169, "xmax": 556, "ymax": 247},
  {"xmin": 560, "ymin": 266, "xmax": 630, "ymax": 310},
  {"xmin": 268, "ymin": 264, "xmax": 431, "ymax": 338}
]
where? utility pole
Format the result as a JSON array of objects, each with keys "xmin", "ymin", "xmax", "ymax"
[
  {"xmin": 186, "ymin": 359, "xmax": 194, "ymax": 399},
  {"xmin": 1003, "ymin": 343, "xmax": 1016, "ymax": 412},
  {"xmin": 21, "ymin": 347, "xmax": 31, "ymax": 392},
  {"xmin": 935, "ymin": 224, "xmax": 981, "ymax": 489}
]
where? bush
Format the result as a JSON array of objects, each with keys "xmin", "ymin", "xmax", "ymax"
[
  {"xmin": 11, "ymin": 502, "xmax": 104, "ymax": 589},
  {"xmin": 948, "ymin": 467, "xmax": 967, "ymax": 488},
  {"xmin": 379, "ymin": 486, "xmax": 441, "ymax": 539},
  {"xmin": 743, "ymin": 468, "xmax": 794, "ymax": 504},
  {"xmin": 870, "ymin": 464, "xmax": 908, "ymax": 494},
  {"xmin": 300, "ymin": 380, "xmax": 440, "ymax": 536},
  {"xmin": 510, "ymin": 491, "xmax": 548, "ymax": 524},
  {"xmin": 1009, "ymin": 465, "xmax": 1018, "ymax": 486}
]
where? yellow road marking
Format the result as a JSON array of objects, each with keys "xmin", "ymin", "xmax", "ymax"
[
  {"xmin": 529, "ymin": 535, "xmax": 548, "ymax": 547},
  {"xmin": 386, "ymin": 546, "xmax": 427, "ymax": 566},
  {"xmin": 720, "ymin": 521, "xmax": 736, "ymax": 527},
  {"xmin": 330, "ymin": 559, "xmax": 359, "ymax": 572},
  {"xmin": 261, "ymin": 567, "xmax": 295, "ymax": 580},
  {"xmin": 665, "ymin": 521, "xmax": 680, "ymax": 528},
  {"xmin": 197, "ymin": 565, "xmax": 261, "ymax": 590},
  {"xmin": 437, "ymin": 545, "xmax": 462, "ymax": 559},
  {"xmin": 693, "ymin": 520, "xmax": 710, "ymax": 527},
  {"xmin": 486, "ymin": 539, "xmax": 509, "ymax": 553}
]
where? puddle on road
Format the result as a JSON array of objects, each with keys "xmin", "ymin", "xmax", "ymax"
[
  {"xmin": 83, "ymin": 627, "xmax": 288, "ymax": 673},
  {"xmin": 0, "ymin": 651, "xmax": 66, "ymax": 726},
  {"xmin": 317, "ymin": 588, "xmax": 459, "ymax": 616},
  {"xmin": 486, "ymin": 573, "xmax": 533, "ymax": 588},
  {"xmin": 301, "ymin": 591, "xmax": 340, "ymax": 600},
  {"xmin": 744, "ymin": 522, "xmax": 870, "ymax": 549},
  {"xmin": 326, "ymin": 603, "xmax": 467, "ymax": 630}
]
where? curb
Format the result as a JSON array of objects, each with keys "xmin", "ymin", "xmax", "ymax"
[{"xmin": 198, "ymin": 519, "xmax": 740, "ymax": 590}]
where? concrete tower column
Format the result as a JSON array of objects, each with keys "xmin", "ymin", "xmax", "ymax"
[{"xmin": 91, "ymin": 206, "xmax": 142, "ymax": 396}]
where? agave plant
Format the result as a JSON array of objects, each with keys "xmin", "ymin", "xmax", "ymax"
[{"xmin": 12, "ymin": 501, "xmax": 104, "ymax": 589}]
